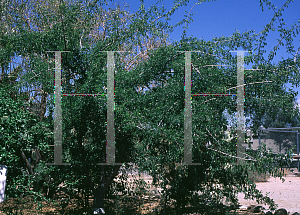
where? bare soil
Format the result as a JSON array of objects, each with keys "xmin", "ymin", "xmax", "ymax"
[{"xmin": 236, "ymin": 174, "xmax": 300, "ymax": 214}]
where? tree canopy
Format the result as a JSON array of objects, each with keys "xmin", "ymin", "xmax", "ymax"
[{"xmin": 1, "ymin": 0, "xmax": 300, "ymax": 214}]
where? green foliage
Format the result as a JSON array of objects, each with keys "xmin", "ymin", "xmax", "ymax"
[
  {"xmin": 128, "ymin": 33, "xmax": 298, "ymax": 211},
  {"xmin": 0, "ymin": 0, "xmax": 300, "ymax": 214},
  {"xmin": 0, "ymin": 85, "xmax": 54, "ymax": 200}
]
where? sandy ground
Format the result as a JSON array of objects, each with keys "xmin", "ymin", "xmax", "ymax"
[
  {"xmin": 237, "ymin": 175, "xmax": 300, "ymax": 214},
  {"xmin": 119, "ymin": 165, "xmax": 300, "ymax": 213}
]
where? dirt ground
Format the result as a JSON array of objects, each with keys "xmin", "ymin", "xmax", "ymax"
[
  {"xmin": 0, "ymin": 168, "xmax": 299, "ymax": 214},
  {"xmin": 236, "ymin": 174, "xmax": 300, "ymax": 214}
]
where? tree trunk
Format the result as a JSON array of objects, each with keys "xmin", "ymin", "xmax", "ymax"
[
  {"xmin": 20, "ymin": 149, "xmax": 34, "ymax": 175},
  {"xmin": 93, "ymin": 184, "xmax": 105, "ymax": 214},
  {"xmin": 1, "ymin": 64, "xmax": 4, "ymax": 83},
  {"xmin": 39, "ymin": 89, "xmax": 48, "ymax": 121},
  {"xmin": 92, "ymin": 164, "xmax": 122, "ymax": 214}
]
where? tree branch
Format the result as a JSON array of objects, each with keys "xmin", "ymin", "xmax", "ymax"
[
  {"xmin": 294, "ymin": 47, "xmax": 300, "ymax": 63},
  {"xmin": 207, "ymin": 147, "xmax": 257, "ymax": 162},
  {"xmin": 20, "ymin": 149, "xmax": 34, "ymax": 175}
]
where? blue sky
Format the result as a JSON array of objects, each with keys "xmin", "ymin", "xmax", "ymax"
[
  {"xmin": 117, "ymin": 0, "xmax": 300, "ymax": 127},
  {"xmin": 124, "ymin": 0, "xmax": 299, "ymax": 58},
  {"xmin": 122, "ymin": 0, "xmax": 300, "ymax": 101}
]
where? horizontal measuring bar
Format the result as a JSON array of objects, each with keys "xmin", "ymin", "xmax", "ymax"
[
  {"xmin": 267, "ymin": 130, "xmax": 298, "ymax": 133},
  {"xmin": 62, "ymin": 93, "xmax": 106, "ymax": 96},
  {"xmin": 263, "ymin": 127, "xmax": 300, "ymax": 130},
  {"xmin": 192, "ymin": 94, "xmax": 237, "ymax": 96}
]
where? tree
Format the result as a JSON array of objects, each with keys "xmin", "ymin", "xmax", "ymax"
[
  {"xmin": 128, "ymin": 34, "xmax": 299, "ymax": 212},
  {"xmin": 0, "ymin": 0, "xmax": 198, "ymax": 213},
  {"xmin": 1, "ymin": 0, "xmax": 300, "ymax": 214},
  {"xmin": 0, "ymin": 82, "xmax": 54, "ymax": 200}
]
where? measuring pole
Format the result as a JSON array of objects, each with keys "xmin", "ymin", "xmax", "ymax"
[{"xmin": 297, "ymin": 130, "xmax": 299, "ymax": 172}]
